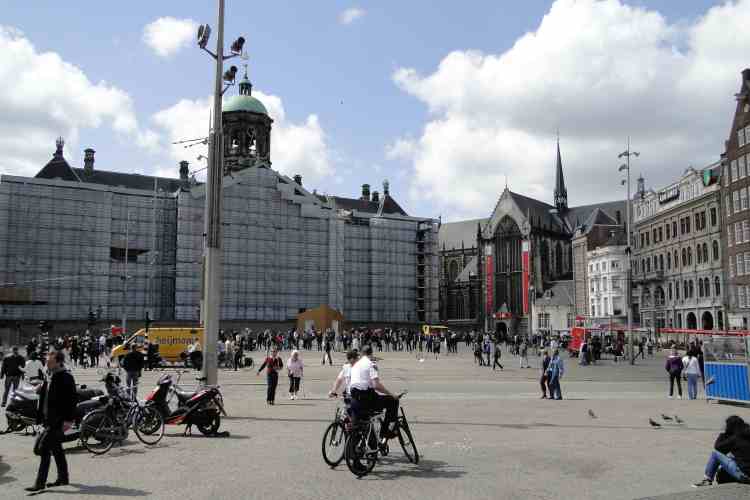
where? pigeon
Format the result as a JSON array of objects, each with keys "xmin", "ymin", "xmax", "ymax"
[
  {"xmin": 674, "ymin": 415, "xmax": 684, "ymax": 424},
  {"xmin": 661, "ymin": 414, "xmax": 673, "ymax": 421},
  {"xmin": 649, "ymin": 418, "xmax": 662, "ymax": 428},
  {"xmin": 588, "ymin": 409, "xmax": 597, "ymax": 419}
]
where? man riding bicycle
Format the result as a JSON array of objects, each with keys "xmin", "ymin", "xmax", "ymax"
[{"xmin": 349, "ymin": 345, "xmax": 399, "ymax": 441}]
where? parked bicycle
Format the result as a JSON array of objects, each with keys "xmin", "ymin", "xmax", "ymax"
[
  {"xmin": 79, "ymin": 376, "xmax": 164, "ymax": 455},
  {"xmin": 344, "ymin": 393, "xmax": 419, "ymax": 477}
]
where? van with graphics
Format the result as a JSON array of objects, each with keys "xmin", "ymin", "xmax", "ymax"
[{"xmin": 111, "ymin": 328, "xmax": 204, "ymax": 367}]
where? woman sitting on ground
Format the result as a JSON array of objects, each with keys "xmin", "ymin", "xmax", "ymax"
[{"xmin": 693, "ymin": 415, "xmax": 750, "ymax": 487}]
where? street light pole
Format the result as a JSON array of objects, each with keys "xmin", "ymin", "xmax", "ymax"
[
  {"xmin": 201, "ymin": 0, "xmax": 227, "ymax": 386},
  {"xmin": 618, "ymin": 138, "xmax": 639, "ymax": 365}
]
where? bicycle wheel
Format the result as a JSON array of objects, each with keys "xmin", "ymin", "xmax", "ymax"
[
  {"xmin": 344, "ymin": 430, "xmax": 376, "ymax": 477},
  {"xmin": 80, "ymin": 410, "xmax": 116, "ymax": 455},
  {"xmin": 133, "ymin": 406, "xmax": 164, "ymax": 445},
  {"xmin": 321, "ymin": 421, "xmax": 346, "ymax": 467},
  {"xmin": 397, "ymin": 410, "xmax": 419, "ymax": 464}
]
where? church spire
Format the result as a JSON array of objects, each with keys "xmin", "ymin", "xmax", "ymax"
[{"xmin": 553, "ymin": 133, "xmax": 568, "ymax": 213}]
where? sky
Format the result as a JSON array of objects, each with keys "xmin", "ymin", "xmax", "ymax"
[{"xmin": 0, "ymin": 0, "xmax": 747, "ymax": 221}]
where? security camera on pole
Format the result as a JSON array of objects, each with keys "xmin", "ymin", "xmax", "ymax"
[
  {"xmin": 618, "ymin": 139, "xmax": 639, "ymax": 366},
  {"xmin": 196, "ymin": 0, "xmax": 245, "ymax": 385}
]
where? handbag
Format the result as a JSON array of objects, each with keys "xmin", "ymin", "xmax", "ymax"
[{"xmin": 33, "ymin": 428, "xmax": 49, "ymax": 456}]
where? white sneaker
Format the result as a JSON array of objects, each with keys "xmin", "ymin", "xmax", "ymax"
[
  {"xmin": 678, "ymin": 395, "xmax": 682, "ymax": 400},
  {"xmin": 668, "ymin": 395, "xmax": 673, "ymax": 399},
  {"xmin": 290, "ymin": 395, "xmax": 294, "ymax": 400}
]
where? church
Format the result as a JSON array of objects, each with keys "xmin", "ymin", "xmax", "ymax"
[{"xmin": 439, "ymin": 141, "xmax": 626, "ymax": 336}]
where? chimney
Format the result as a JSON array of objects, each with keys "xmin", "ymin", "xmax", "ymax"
[
  {"xmin": 372, "ymin": 191, "xmax": 380, "ymax": 203},
  {"xmin": 83, "ymin": 148, "xmax": 95, "ymax": 176},
  {"xmin": 361, "ymin": 183, "xmax": 371, "ymax": 201},
  {"xmin": 293, "ymin": 174, "xmax": 302, "ymax": 186},
  {"xmin": 383, "ymin": 179, "xmax": 390, "ymax": 196},
  {"xmin": 179, "ymin": 161, "xmax": 189, "ymax": 181},
  {"xmin": 743, "ymin": 68, "xmax": 750, "ymax": 86},
  {"xmin": 615, "ymin": 210, "xmax": 621, "ymax": 225}
]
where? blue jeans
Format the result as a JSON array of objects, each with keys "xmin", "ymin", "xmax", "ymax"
[
  {"xmin": 687, "ymin": 374, "xmax": 699, "ymax": 400},
  {"xmin": 548, "ymin": 377, "xmax": 562, "ymax": 399},
  {"xmin": 706, "ymin": 451, "xmax": 748, "ymax": 482}
]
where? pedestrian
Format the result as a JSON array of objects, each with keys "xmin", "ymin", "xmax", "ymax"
[
  {"xmin": 684, "ymin": 352, "xmax": 701, "ymax": 400},
  {"xmin": 546, "ymin": 349, "xmax": 564, "ymax": 400},
  {"xmin": 540, "ymin": 350, "xmax": 551, "ymax": 399},
  {"xmin": 492, "ymin": 342, "xmax": 503, "ymax": 371},
  {"xmin": 1, "ymin": 346, "xmax": 25, "ymax": 407},
  {"xmin": 433, "ymin": 335, "xmax": 441, "ymax": 360},
  {"xmin": 233, "ymin": 340, "xmax": 243, "ymax": 371},
  {"xmin": 23, "ymin": 351, "xmax": 45, "ymax": 381},
  {"xmin": 257, "ymin": 348, "xmax": 283, "ymax": 405},
  {"xmin": 121, "ymin": 344, "xmax": 144, "ymax": 400},
  {"xmin": 665, "ymin": 348, "xmax": 684, "ymax": 399},
  {"xmin": 519, "ymin": 340, "xmax": 529, "ymax": 368},
  {"xmin": 25, "ymin": 350, "xmax": 76, "ymax": 492},
  {"xmin": 693, "ymin": 415, "xmax": 750, "ymax": 487},
  {"xmin": 286, "ymin": 350, "xmax": 304, "ymax": 400},
  {"xmin": 322, "ymin": 336, "xmax": 333, "ymax": 366}
]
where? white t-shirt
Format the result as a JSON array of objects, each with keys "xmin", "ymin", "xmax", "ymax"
[
  {"xmin": 338, "ymin": 363, "xmax": 352, "ymax": 394},
  {"xmin": 23, "ymin": 359, "xmax": 44, "ymax": 379},
  {"xmin": 349, "ymin": 356, "xmax": 379, "ymax": 391}
]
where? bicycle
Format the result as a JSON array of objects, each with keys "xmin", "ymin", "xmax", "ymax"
[
  {"xmin": 79, "ymin": 384, "xmax": 164, "ymax": 455},
  {"xmin": 321, "ymin": 396, "xmax": 351, "ymax": 467},
  {"xmin": 344, "ymin": 393, "xmax": 419, "ymax": 477}
]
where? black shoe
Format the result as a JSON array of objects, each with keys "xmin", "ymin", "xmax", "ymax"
[
  {"xmin": 47, "ymin": 479, "xmax": 69, "ymax": 487},
  {"xmin": 25, "ymin": 484, "xmax": 45, "ymax": 492}
]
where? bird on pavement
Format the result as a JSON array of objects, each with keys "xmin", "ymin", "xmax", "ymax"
[
  {"xmin": 649, "ymin": 418, "xmax": 662, "ymax": 428},
  {"xmin": 588, "ymin": 409, "xmax": 597, "ymax": 419},
  {"xmin": 674, "ymin": 415, "xmax": 684, "ymax": 424},
  {"xmin": 661, "ymin": 414, "xmax": 673, "ymax": 421}
]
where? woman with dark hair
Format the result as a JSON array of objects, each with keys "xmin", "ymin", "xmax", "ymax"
[{"xmin": 693, "ymin": 415, "xmax": 750, "ymax": 487}]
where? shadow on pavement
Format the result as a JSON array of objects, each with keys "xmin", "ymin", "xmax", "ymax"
[
  {"xmin": 366, "ymin": 458, "xmax": 465, "ymax": 481},
  {"xmin": 0, "ymin": 456, "xmax": 16, "ymax": 486},
  {"xmin": 48, "ymin": 483, "xmax": 150, "ymax": 496},
  {"xmin": 412, "ymin": 419, "xmax": 715, "ymax": 432}
]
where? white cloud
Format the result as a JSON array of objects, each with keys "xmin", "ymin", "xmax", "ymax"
[
  {"xmin": 391, "ymin": 0, "xmax": 750, "ymax": 219},
  {"xmin": 339, "ymin": 7, "xmax": 366, "ymax": 25},
  {"xmin": 151, "ymin": 91, "xmax": 333, "ymax": 184},
  {"xmin": 0, "ymin": 26, "xmax": 155, "ymax": 177},
  {"xmin": 143, "ymin": 17, "xmax": 198, "ymax": 58}
]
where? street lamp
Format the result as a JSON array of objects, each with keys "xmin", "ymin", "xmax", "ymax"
[
  {"xmin": 196, "ymin": 0, "xmax": 245, "ymax": 386},
  {"xmin": 618, "ymin": 138, "xmax": 639, "ymax": 365}
]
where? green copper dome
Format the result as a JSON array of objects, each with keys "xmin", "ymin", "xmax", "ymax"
[{"xmin": 222, "ymin": 94, "xmax": 268, "ymax": 115}]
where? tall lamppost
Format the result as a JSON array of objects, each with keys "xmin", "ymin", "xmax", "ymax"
[
  {"xmin": 195, "ymin": 0, "xmax": 245, "ymax": 385},
  {"xmin": 122, "ymin": 210, "xmax": 132, "ymax": 335},
  {"xmin": 618, "ymin": 138, "xmax": 639, "ymax": 365}
]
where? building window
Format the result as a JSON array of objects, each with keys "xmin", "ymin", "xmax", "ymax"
[
  {"xmin": 687, "ymin": 247, "xmax": 692, "ymax": 266},
  {"xmin": 715, "ymin": 276, "xmax": 721, "ymax": 296},
  {"xmin": 704, "ymin": 278, "xmax": 711, "ymax": 297},
  {"xmin": 646, "ymin": 232, "xmax": 650, "ymax": 246},
  {"xmin": 683, "ymin": 281, "xmax": 689, "ymax": 298},
  {"xmin": 738, "ymin": 254, "xmax": 745, "ymax": 276},
  {"xmin": 603, "ymin": 297, "xmax": 609, "ymax": 315},
  {"xmin": 694, "ymin": 213, "xmax": 700, "ymax": 230},
  {"xmin": 688, "ymin": 280, "xmax": 694, "ymax": 298},
  {"xmin": 713, "ymin": 240, "xmax": 719, "ymax": 261},
  {"xmin": 729, "ymin": 229, "xmax": 734, "ymax": 247},
  {"xmin": 696, "ymin": 245, "xmax": 702, "ymax": 264},
  {"xmin": 732, "ymin": 159, "xmax": 739, "ymax": 181},
  {"xmin": 735, "ymin": 191, "xmax": 741, "ymax": 213},
  {"xmin": 739, "ymin": 287, "xmax": 746, "ymax": 310},
  {"xmin": 698, "ymin": 279, "xmax": 704, "ymax": 298},
  {"xmin": 602, "ymin": 277, "xmax": 608, "ymax": 291},
  {"xmin": 736, "ymin": 222, "xmax": 744, "ymax": 244},
  {"xmin": 658, "ymin": 227, "xmax": 663, "ymax": 242},
  {"xmin": 744, "ymin": 220, "xmax": 750, "ymax": 243},
  {"xmin": 567, "ymin": 313, "xmax": 574, "ymax": 328},
  {"xmin": 730, "ymin": 259, "xmax": 736, "ymax": 278},
  {"xmin": 685, "ymin": 217, "xmax": 691, "ymax": 233},
  {"xmin": 739, "ymin": 128, "xmax": 747, "ymax": 148},
  {"xmin": 673, "ymin": 250, "xmax": 679, "ymax": 269},
  {"xmin": 681, "ymin": 248, "xmax": 687, "ymax": 267},
  {"xmin": 742, "ymin": 156, "xmax": 748, "ymax": 179},
  {"xmin": 646, "ymin": 258, "xmax": 651, "ymax": 273},
  {"xmin": 727, "ymin": 194, "xmax": 733, "ymax": 217},
  {"xmin": 652, "ymin": 228, "xmax": 657, "ymax": 242},
  {"xmin": 676, "ymin": 280, "xmax": 681, "ymax": 299},
  {"xmin": 667, "ymin": 252, "xmax": 671, "ymax": 269},
  {"xmin": 702, "ymin": 242, "xmax": 708, "ymax": 263},
  {"xmin": 745, "ymin": 252, "xmax": 750, "ymax": 278},
  {"xmin": 710, "ymin": 207, "xmax": 717, "ymax": 226},
  {"xmin": 668, "ymin": 283, "xmax": 673, "ymax": 301},
  {"xmin": 743, "ymin": 189, "xmax": 749, "ymax": 211}
]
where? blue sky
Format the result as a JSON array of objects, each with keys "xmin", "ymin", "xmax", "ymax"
[{"xmin": 0, "ymin": 0, "xmax": 743, "ymax": 220}]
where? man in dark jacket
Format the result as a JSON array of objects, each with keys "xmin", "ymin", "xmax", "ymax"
[
  {"xmin": 1, "ymin": 346, "xmax": 25, "ymax": 407},
  {"xmin": 26, "ymin": 350, "xmax": 76, "ymax": 492},
  {"xmin": 693, "ymin": 415, "xmax": 750, "ymax": 487},
  {"xmin": 121, "ymin": 345, "xmax": 144, "ymax": 399}
]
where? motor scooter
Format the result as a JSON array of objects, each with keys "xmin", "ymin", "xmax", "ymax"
[
  {"xmin": 4, "ymin": 373, "xmax": 114, "ymax": 442},
  {"xmin": 144, "ymin": 372, "xmax": 225, "ymax": 436}
]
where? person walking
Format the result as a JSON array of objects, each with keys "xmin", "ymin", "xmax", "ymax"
[
  {"xmin": 322, "ymin": 336, "xmax": 333, "ymax": 366},
  {"xmin": 25, "ymin": 351, "xmax": 76, "ymax": 492},
  {"xmin": 540, "ymin": 350, "xmax": 551, "ymax": 399},
  {"xmin": 121, "ymin": 344, "xmax": 144, "ymax": 400},
  {"xmin": 684, "ymin": 352, "xmax": 701, "ymax": 400},
  {"xmin": 546, "ymin": 349, "xmax": 564, "ymax": 400},
  {"xmin": 286, "ymin": 350, "xmax": 304, "ymax": 400},
  {"xmin": 1, "ymin": 346, "xmax": 25, "ymax": 407},
  {"xmin": 257, "ymin": 348, "xmax": 283, "ymax": 405},
  {"xmin": 519, "ymin": 340, "xmax": 530, "ymax": 368},
  {"xmin": 23, "ymin": 351, "xmax": 45, "ymax": 381},
  {"xmin": 665, "ymin": 348, "xmax": 684, "ymax": 399},
  {"xmin": 492, "ymin": 342, "xmax": 504, "ymax": 371}
]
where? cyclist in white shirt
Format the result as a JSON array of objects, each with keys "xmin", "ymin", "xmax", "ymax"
[
  {"xmin": 349, "ymin": 345, "xmax": 399, "ymax": 440},
  {"xmin": 329, "ymin": 350, "xmax": 359, "ymax": 398}
]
